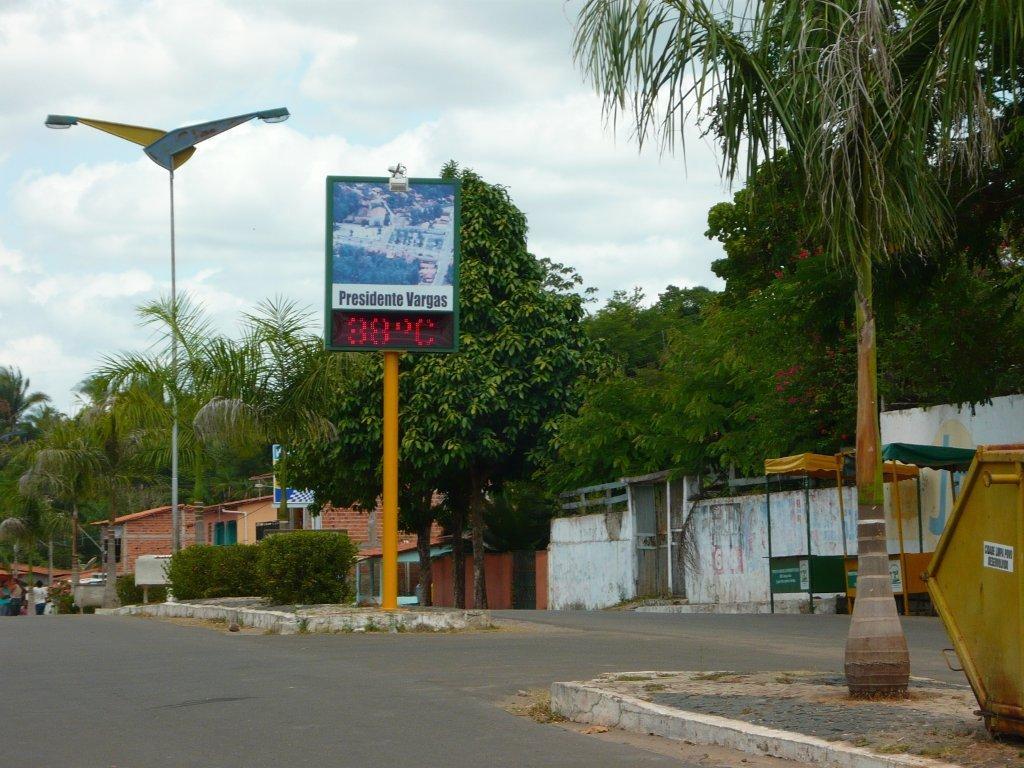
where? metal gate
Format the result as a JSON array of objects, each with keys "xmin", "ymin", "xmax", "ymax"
[
  {"xmin": 511, "ymin": 550, "xmax": 536, "ymax": 609},
  {"xmin": 633, "ymin": 484, "xmax": 666, "ymax": 596}
]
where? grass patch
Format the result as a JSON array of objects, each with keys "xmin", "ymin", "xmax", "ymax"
[
  {"xmin": 693, "ymin": 671, "xmax": 745, "ymax": 682},
  {"xmin": 643, "ymin": 683, "xmax": 666, "ymax": 692},
  {"xmin": 505, "ymin": 690, "xmax": 567, "ymax": 724},
  {"xmin": 613, "ymin": 674, "xmax": 656, "ymax": 682},
  {"xmin": 876, "ymin": 743, "xmax": 911, "ymax": 755}
]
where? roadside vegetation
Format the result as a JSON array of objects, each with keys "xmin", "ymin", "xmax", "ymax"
[{"xmin": 1, "ymin": 7, "xmax": 1021, "ymax": 646}]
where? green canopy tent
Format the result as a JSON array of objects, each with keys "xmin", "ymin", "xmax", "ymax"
[
  {"xmin": 881, "ymin": 443, "xmax": 976, "ymax": 471},
  {"xmin": 881, "ymin": 443, "xmax": 976, "ymax": 552}
]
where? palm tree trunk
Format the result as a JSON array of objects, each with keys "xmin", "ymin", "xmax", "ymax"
[
  {"xmin": 844, "ymin": 256, "xmax": 909, "ymax": 694},
  {"xmin": 469, "ymin": 469, "xmax": 487, "ymax": 610},
  {"xmin": 70, "ymin": 505, "xmax": 79, "ymax": 614},
  {"xmin": 102, "ymin": 499, "xmax": 119, "ymax": 609}
]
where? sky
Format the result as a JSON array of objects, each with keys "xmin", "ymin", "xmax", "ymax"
[{"xmin": 0, "ymin": 0, "xmax": 732, "ymax": 412}]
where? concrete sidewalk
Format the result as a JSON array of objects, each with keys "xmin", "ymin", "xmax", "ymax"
[{"xmin": 552, "ymin": 670, "xmax": 1013, "ymax": 768}]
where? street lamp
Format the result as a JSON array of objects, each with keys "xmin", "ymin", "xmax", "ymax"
[{"xmin": 46, "ymin": 108, "xmax": 289, "ymax": 553}]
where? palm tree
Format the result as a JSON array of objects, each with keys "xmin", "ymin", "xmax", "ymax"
[
  {"xmin": 19, "ymin": 417, "xmax": 100, "ymax": 594},
  {"xmin": 98, "ymin": 296, "xmax": 236, "ymax": 517},
  {"xmin": 20, "ymin": 392, "xmax": 145, "ymax": 608},
  {"xmin": 574, "ymin": 0, "xmax": 1021, "ymax": 693},
  {"xmin": 193, "ymin": 298, "xmax": 340, "ymax": 524},
  {"xmin": 0, "ymin": 366, "xmax": 50, "ymax": 442}
]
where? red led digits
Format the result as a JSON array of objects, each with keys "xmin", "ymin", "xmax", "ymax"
[
  {"xmin": 414, "ymin": 318, "xmax": 436, "ymax": 347},
  {"xmin": 332, "ymin": 311, "xmax": 453, "ymax": 350}
]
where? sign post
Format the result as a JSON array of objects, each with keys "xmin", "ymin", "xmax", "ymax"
[
  {"xmin": 324, "ymin": 172, "xmax": 460, "ymax": 610},
  {"xmin": 382, "ymin": 351, "xmax": 400, "ymax": 609}
]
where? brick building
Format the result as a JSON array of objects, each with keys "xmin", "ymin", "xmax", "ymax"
[{"xmin": 102, "ymin": 496, "xmax": 442, "ymax": 575}]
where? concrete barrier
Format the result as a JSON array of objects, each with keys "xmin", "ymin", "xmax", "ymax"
[{"xmin": 99, "ymin": 601, "xmax": 492, "ymax": 634}]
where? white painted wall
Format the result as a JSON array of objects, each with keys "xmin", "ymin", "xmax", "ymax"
[
  {"xmin": 684, "ymin": 487, "xmax": 857, "ymax": 605},
  {"xmin": 881, "ymin": 393, "xmax": 1024, "ymax": 549},
  {"xmin": 548, "ymin": 509, "xmax": 635, "ymax": 609}
]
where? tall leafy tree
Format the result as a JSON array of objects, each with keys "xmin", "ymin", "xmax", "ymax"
[
  {"xmin": 400, "ymin": 163, "xmax": 607, "ymax": 607},
  {"xmin": 574, "ymin": 0, "xmax": 1022, "ymax": 692},
  {"xmin": 299, "ymin": 164, "xmax": 607, "ymax": 609},
  {"xmin": 291, "ymin": 353, "xmax": 446, "ymax": 605}
]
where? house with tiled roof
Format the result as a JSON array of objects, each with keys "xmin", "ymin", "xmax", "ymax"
[{"xmin": 99, "ymin": 495, "xmax": 441, "ymax": 575}]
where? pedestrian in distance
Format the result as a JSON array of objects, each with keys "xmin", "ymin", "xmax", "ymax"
[
  {"xmin": 9, "ymin": 578, "xmax": 25, "ymax": 617},
  {"xmin": 0, "ymin": 584, "xmax": 11, "ymax": 616},
  {"xmin": 32, "ymin": 580, "xmax": 48, "ymax": 616}
]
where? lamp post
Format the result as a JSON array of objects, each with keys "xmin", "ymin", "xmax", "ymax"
[{"xmin": 46, "ymin": 108, "xmax": 289, "ymax": 554}]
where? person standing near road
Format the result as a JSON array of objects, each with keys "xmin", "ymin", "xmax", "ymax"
[
  {"xmin": 0, "ymin": 585, "xmax": 10, "ymax": 616},
  {"xmin": 31, "ymin": 580, "xmax": 48, "ymax": 616},
  {"xmin": 9, "ymin": 579, "xmax": 25, "ymax": 617}
]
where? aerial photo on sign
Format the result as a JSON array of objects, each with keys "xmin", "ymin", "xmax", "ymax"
[{"xmin": 329, "ymin": 178, "xmax": 457, "ymax": 313}]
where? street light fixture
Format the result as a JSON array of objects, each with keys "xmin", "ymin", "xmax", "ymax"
[{"xmin": 46, "ymin": 108, "xmax": 289, "ymax": 554}]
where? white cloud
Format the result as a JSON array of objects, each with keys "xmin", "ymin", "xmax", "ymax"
[{"xmin": 0, "ymin": 0, "xmax": 732, "ymax": 412}]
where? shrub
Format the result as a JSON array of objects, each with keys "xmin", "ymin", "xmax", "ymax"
[
  {"xmin": 115, "ymin": 574, "xmax": 167, "ymax": 605},
  {"xmin": 257, "ymin": 531, "xmax": 358, "ymax": 605},
  {"xmin": 48, "ymin": 580, "xmax": 75, "ymax": 614},
  {"xmin": 167, "ymin": 546, "xmax": 216, "ymax": 600},
  {"xmin": 204, "ymin": 545, "xmax": 261, "ymax": 598},
  {"xmin": 167, "ymin": 544, "xmax": 260, "ymax": 600}
]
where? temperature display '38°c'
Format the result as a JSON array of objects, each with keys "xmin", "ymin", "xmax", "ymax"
[{"xmin": 330, "ymin": 311, "xmax": 455, "ymax": 350}]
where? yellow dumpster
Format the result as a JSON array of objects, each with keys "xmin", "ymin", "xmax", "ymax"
[{"xmin": 927, "ymin": 444, "xmax": 1024, "ymax": 737}]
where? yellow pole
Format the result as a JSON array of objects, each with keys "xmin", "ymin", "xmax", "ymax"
[
  {"xmin": 382, "ymin": 351, "xmax": 400, "ymax": 610},
  {"xmin": 890, "ymin": 466, "xmax": 910, "ymax": 615}
]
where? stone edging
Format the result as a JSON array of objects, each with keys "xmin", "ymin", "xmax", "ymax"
[
  {"xmin": 98, "ymin": 602, "xmax": 492, "ymax": 634},
  {"xmin": 550, "ymin": 681, "xmax": 961, "ymax": 768}
]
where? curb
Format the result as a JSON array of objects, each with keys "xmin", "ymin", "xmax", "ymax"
[
  {"xmin": 550, "ymin": 681, "xmax": 961, "ymax": 768},
  {"xmin": 97, "ymin": 602, "xmax": 492, "ymax": 634}
]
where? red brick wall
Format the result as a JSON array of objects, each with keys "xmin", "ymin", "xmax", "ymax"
[
  {"xmin": 535, "ymin": 550, "xmax": 548, "ymax": 610},
  {"xmin": 318, "ymin": 503, "xmax": 443, "ymax": 552},
  {"xmin": 119, "ymin": 507, "xmax": 205, "ymax": 575},
  {"xmin": 431, "ymin": 551, "xmax": 549, "ymax": 610},
  {"xmin": 431, "ymin": 553, "xmax": 514, "ymax": 609}
]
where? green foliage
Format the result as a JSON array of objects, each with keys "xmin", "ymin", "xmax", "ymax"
[
  {"xmin": 257, "ymin": 531, "xmax": 357, "ymax": 606},
  {"xmin": 333, "ymin": 244, "xmax": 419, "ymax": 284},
  {"xmin": 167, "ymin": 544, "xmax": 260, "ymax": 600},
  {"xmin": 551, "ymin": 146, "xmax": 1024, "ymax": 484},
  {"xmin": 484, "ymin": 481, "xmax": 559, "ymax": 551},
  {"xmin": 584, "ymin": 286, "xmax": 712, "ymax": 370},
  {"xmin": 0, "ymin": 365, "xmax": 50, "ymax": 442},
  {"xmin": 204, "ymin": 544, "xmax": 262, "ymax": 598},
  {"xmin": 400, "ymin": 164, "xmax": 609, "ymax": 484},
  {"xmin": 48, "ymin": 580, "xmax": 75, "ymax": 614},
  {"xmin": 293, "ymin": 163, "xmax": 609, "ymax": 605},
  {"xmin": 115, "ymin": 573, "xmax": 167, "ymax": 605}
]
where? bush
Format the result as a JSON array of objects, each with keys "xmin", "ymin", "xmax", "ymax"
[
  {"xmin": 257, "ymin": 531, "xmax": 358, "ymax": 605},
  {"xmin": 115, "ymin": 574, "xmax": 167, "ymax": 605},
  {"xmin": 204, "ymin": 545, "xmax": 261, "ymax": 598},
  {"xmin": 167, "ymin": 544, "xmax": 260, "ymax": 600},
  {"xmin": 48, "ymin": 581, "xmax": 75, "ymax": 614}
]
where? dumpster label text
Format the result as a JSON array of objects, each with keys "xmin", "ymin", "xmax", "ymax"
[{"xmin": 983, "ymin": 541, "xmax": 1014, "ymax": 573}]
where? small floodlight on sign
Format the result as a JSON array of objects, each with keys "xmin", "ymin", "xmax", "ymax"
[{"xmin": 388, "ymin": 163, "xmax": 409, "ymax": 192}]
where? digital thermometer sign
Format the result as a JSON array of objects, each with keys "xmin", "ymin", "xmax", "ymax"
[
  {"xmin": 324, "ymin": 176, "xmax": 459, "ymax": 353},
  {"xmin": 330, "ymin": 310, "xmax": 455, "ymax": 351}
]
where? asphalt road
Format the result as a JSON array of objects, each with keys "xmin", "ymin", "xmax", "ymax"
[{"xmin": 2, "ymin": 610, "xmax": 960, "ymax": 767}]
